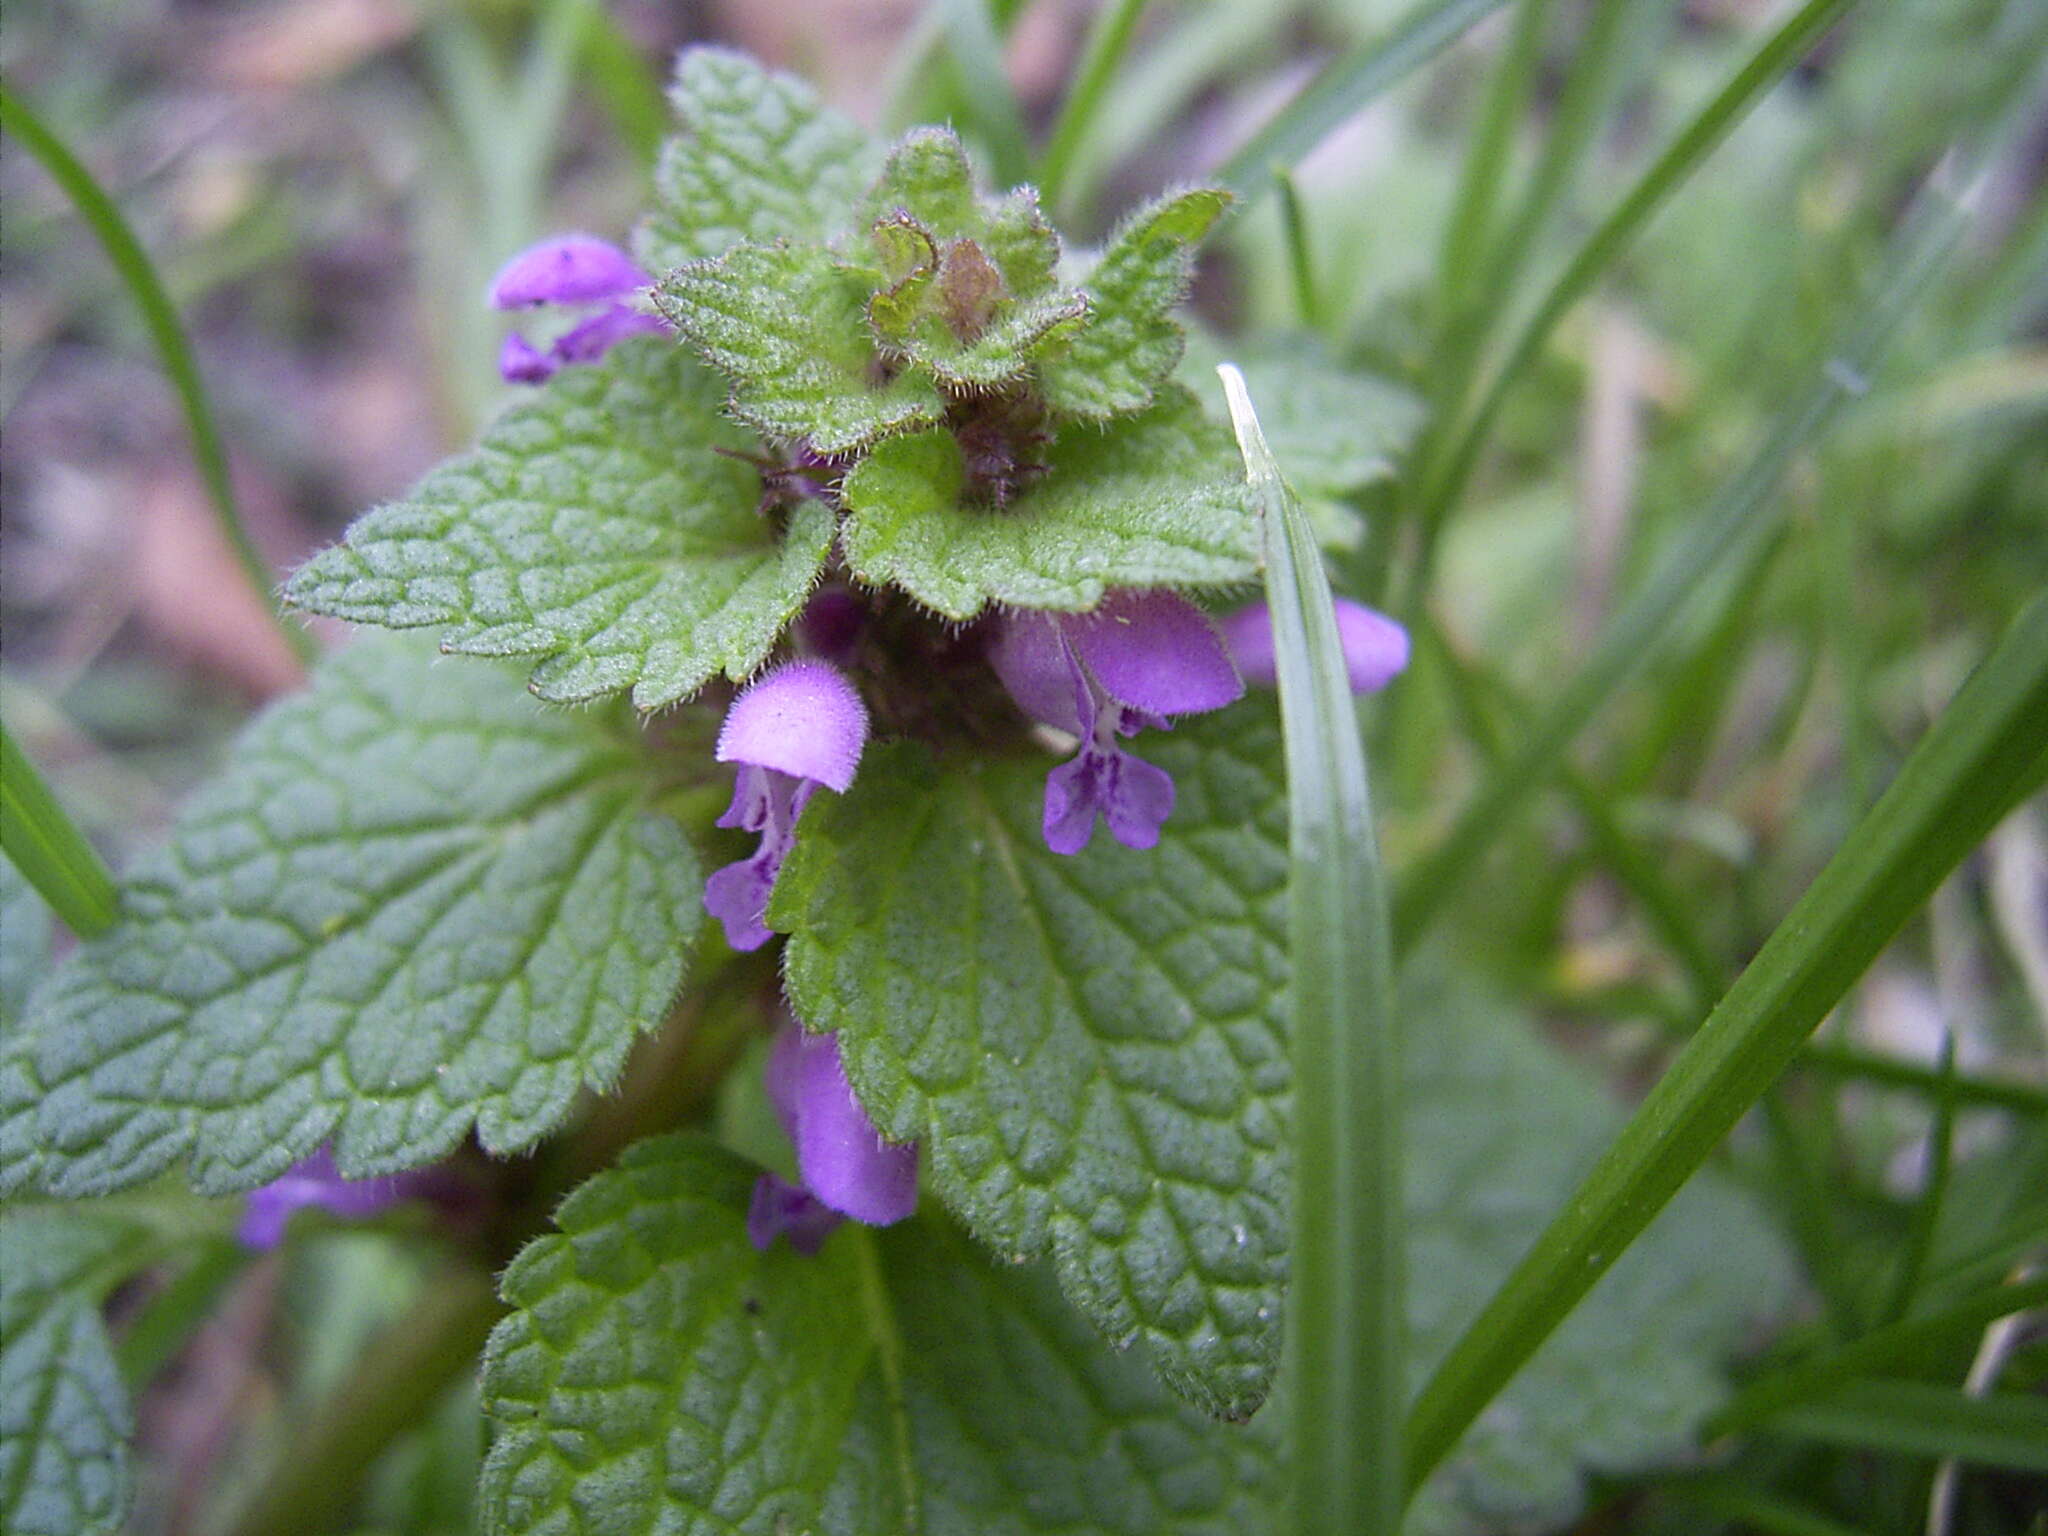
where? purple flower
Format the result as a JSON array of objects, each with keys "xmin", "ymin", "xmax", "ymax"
[
  {"xmin": 747, "ymin": 1022, "xmax": 918, "ymax": 1253},
  {"xmin": 990, "ymin": 589, "xmax": 1242, "ymax": 855},
  {"xmin": 487, "ymin": 234, "xmax": 667, "ymax": 384},
  {"xmin": 1219, "ymin": 597, "xmax": 1410, "ymax": 694},
  {"xmin": 238, "ymin": 1148, "xmax": 419, "ymax": 1249},
  {"xmin": 704, "ymin": 659, "xmax": 869, "ymax": 951}
]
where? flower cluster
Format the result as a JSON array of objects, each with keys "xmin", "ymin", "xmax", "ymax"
[{"xmin": 477, "ymin": 216, "xmax": 1413, "ymax": 1252}]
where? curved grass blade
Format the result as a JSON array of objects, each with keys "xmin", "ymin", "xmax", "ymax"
[
  {"xmin": 1219, "ymin": 364, "xmax": 1404, "ymax": 1536},
  {"xmin": 1392, "ymin": 150, "xmax": 1980, "ymax": 950},
  {"xmin": 1706, "ymin": 1275, "xmax": 2048, "ymax": 1438},
  {"xmin": 1212, "ymin": 0, "xmax": 1511, "ymax": 202},
  {"xmin": 1758, "ymin": 1380, "xmax": 2048, "ymax": 1471},
  {"xmin": 938, "ymin": 0, "xmax": 1031, "ymax": 188},
  {"xmin": 0, "ymin": 82, "xmax": 316, "ymax": 668},
  {"xmin": 0, "ymin": 722, "xmax": 118, "ymax": 939},
  {"xmin": 1403, "ymin": 589, "xmax": 2048, "ymax": 1495}
]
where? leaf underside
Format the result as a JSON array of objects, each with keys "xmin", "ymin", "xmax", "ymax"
[{"xmin": 0, "ymin": 636, "xmax": 700, "ymax": 1198}]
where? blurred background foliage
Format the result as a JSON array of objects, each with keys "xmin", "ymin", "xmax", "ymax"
[{"xmin": 2, "ymin": 2, "xmax": 2044, "ymax": 1534}]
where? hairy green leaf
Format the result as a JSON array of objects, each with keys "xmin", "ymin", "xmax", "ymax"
[
  {"xmin": 657, "ymin": 243, "xmax": 948, "ymax": 455},
  {"xmin": 1, "ymin": 855, "xmax": 52, "ymax": 1029},
  {"xmin": 774, "ymin": 708, "xmax": 1293, "ymax": 1419},
  {"xmin": 637, "ymin": 46, "xmax": 882, "ymax": 272},
  {"xmin": 838, "ymin": 387, "xmax": 1258, "ymax": 619},
  {"xmin": 0, "ymin": 1206, "xmax": 163, "ymax": 1536},
  {"xmin": 857, "ymin": 131, "xmax": 1087, "ymax": 389},
  {"xmin": 287, "ymin": 340, "xmax": 829, "ymax": 711},
  {"xmin": 479, "ymin": 1134, "xmax": 1284, "ymax": 1536},
  {"xmin": 1040, "ymin": 189, "xmax": 1229, "ymax": 420},
  {"xmin": 0, "ymin": 637, "xmax": 700, "ymax": 1198}
]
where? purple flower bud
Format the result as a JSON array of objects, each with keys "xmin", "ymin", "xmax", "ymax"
[
  {"xmin": 488, "ymin": 235, "xmax": 649, "ymax": 309},
  {"xmin": 489, "ymin": 234, "xmax": 668, "ymax": 384},
  {"xmin": 238, "ymin": 1148, "xmax": 418, "ymax": 1249},
  {"xmin": 1219, "ymin": 597, "xmax": 1410, "ymax": 694},
  {"xmin": 761, "ymin": 1023, "xmax": 916, "ymax": 1230},
  {"xmin": 704, "ymin": 661, "xmax": 868, "ymax": 951},
  {"xmin": 990, "ymin": 589, "xmax": 1241, "ymax": 855}
]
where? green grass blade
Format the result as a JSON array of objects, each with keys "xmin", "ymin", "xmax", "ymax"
[
  {"xmin": 577, "ymin": 4, "xmax": 667, "ymax": 166},
  {"xmin": 1436, "ymin": 0, "xmax": 1556, "ymax": 323},
  {"xmin": 1038, "ymin": 0, "xmax": 1150, "ymax": 213},
  {"xmin": 1708, "ymin": 1276, "xmax": 2048, "ymax": 1437},
  {"xmin": 0, "ymin": 81, "xmax": 316, "ymax": 669},
  {"xmin": 1392, "ymin": 158, "xmax": 1976, "ymax": 950},
  {"xmin": 1796, "ymin": 1044, "xmax": 2048, "ymax": 1116},
  {"xmin": 1212, "ymin": 0, "xmax": 1511, "ymax": 201},
  {"xmin": 1402, "ymin": 590, "xmax": 2048, "ymax": 1495},
  {"xmin": 1759, "ymin": 1380, "xmax": 2048, "ymax": 1470},
  {"xmin": 1273, "ymin": 167, "xmax": 1321, "ymax": 329},
  {"xmin": 1219, "ymin": 364, "xmax": 1404, "ymax": 1536},
  {"xmin": 1665, "ymin": 1481, "xmax": 1876, "ymax": 1536},
  {"xmin": 1412, "ymin": 0, "xmax": 1857, "ymax": 533},
  {"xmin": 1, "ymin": 721, "xmax": 118, "ymax": 939},
  {"xmin": 938, "ymin": 0, "xmax": 1032, "ymax": 189}
]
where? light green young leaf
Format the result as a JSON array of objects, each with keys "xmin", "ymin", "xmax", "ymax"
[
  {"xmin": 0, "ymin": 636, "xmax": 700, "ymax": 1198},
  {"xmin": 637, "ymin": 46, "xmax": 883, "ymax": 273},
  {"xmin": 479, "ymin": 1135, "xmax": 1284, "ymax": 1536},
  {"xmin": 287, "ymin": 340, "xmax": 830, "ymax": 711},
  {"xmin": 656, "ymin": 243, "xmax": 948, "ymax": 455},
  {"xmin": 857, "ymin": 132, "xmax": 1086, "ymax": 390},
  {"xmin": 0, "ymin": 1206, "xmax": 163, "ymax": 1536},
  {"xmin": 772, "ymin": 707, "xmax": 1293, "ymax": 1419},
  {"xmin": 1040, "ymin": 189, "xmax": 1230, "ymax": 420},
  {"xmin": 838, "ymin": 387, "xmax": 1258, "ymax": 619}
]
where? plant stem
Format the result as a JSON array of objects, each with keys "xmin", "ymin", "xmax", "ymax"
[
  {"xmin": 1221, "ymin": 366, "xmax": 1404, "ymax": 1536},
  {"xmin": 0, "ymin": 81, "xmax": 317, "ymax": 669},
  {"xmin": 223, "ymin": 1261, "xmax": 501, "ymax": 1536}
]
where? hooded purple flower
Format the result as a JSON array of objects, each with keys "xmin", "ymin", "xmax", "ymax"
[
  {"xmin": 747, "ymin": 1022, "xmax": 918, "ymax": 1253},
  {"xmin": 1219, "ymin": 596, "xmax": 1410, "ymax": 694},
  {"xmin": 991, "ymin": 589, "xmax": 1242, "ymax": 855},
  {"xmin": 238, "ymin": 1148, "xmax": 420, "ymax": 1249},
  {"xmin": 704, "ymin": 659, "xmax": 869, "ymax": 951},
  {"xmin": 488, "ymin": 234, "xmax": 668, "ymax": 384}
]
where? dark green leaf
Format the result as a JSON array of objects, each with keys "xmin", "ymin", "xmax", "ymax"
[
  {"xmin": 478, "ymin": 1134, "xmax": 1284, "ymax": 1536},
  {"xmin": 0, "ymin": 636, "xmax": 701, "ymax": 1197},
  {"xmin": 287, "ymin": 340, "xmax": 831, "ymax": 711}
]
